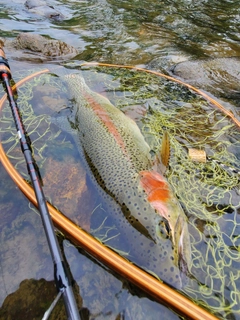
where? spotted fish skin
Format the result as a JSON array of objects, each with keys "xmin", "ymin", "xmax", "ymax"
[{"xmin": 58, "ymin": 73, "xmax": 191, "ymax": 287}]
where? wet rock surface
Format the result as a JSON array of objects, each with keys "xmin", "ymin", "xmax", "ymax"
[
  {"xmin": 0, "ymin": 278, "xmax": 82, "ymax": 320},
  {"xmin": 1, "ymin": 33, "xmax": 78, "ymax": 62},
  {"xmin": 0, "ymin": 278, "xmax": 57, "ymax": 320},
  {"xmin": 170, "ymin": 57, "xmax": 240, "ymax": 103},
  {"xmin": 42, "ymin": 155, "xmax": 92, "ymax": 232},
  {"xmin": 24, "ymin": 0, "xmax": 64, "ymax": 20}
]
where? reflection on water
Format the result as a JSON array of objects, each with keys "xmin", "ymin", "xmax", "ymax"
[
  {"xmin": 1, "ymin": 0, "xmax": 240, "ymax": 62},
  {"xmin": 0, "ymin": 0, "xmax": 240, "ymax": 319}
]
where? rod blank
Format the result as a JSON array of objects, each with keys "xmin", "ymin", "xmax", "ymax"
[{"xmin": 0, "ymin": 48, "xmax": 80, "ymax": 320}]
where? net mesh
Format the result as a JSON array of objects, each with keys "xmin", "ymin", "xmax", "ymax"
[{"xmin": 0, "ymin": 65, "xmax": 240, "ymax": 319}]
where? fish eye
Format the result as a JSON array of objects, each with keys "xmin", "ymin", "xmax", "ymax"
[{"xmin": 156, "ymin": 219, "xmax": 170, "ymax": 239}]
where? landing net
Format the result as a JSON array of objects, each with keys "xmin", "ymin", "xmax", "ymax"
[{"xmin": 0, "ymin": 65, "xmax": 239, "ymax": 319}]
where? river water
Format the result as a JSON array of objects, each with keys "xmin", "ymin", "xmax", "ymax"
[{"xmin": 0, "ymin": 0, "xmax": 240, "ymax": 319}]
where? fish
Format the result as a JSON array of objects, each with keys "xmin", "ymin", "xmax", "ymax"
[{"xmin": 51, "ymin": 71, "xmax": 191, "ymax": 288}]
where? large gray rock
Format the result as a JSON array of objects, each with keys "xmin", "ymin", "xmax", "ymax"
[
  {"xmin": 170, "ymin": 57, "xmax": 240, "ymax": 102},
  {"xmin": 1, "ymin": 33, "xmax": 78, "ymax": 62},
  {"xmin": 24, "ymin": 0, "xmax": 64, "ymax": 20}
]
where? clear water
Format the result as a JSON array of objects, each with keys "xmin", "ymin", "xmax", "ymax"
[{"xmin": 0, "ymin": 0, "xmax": 240, "ymax": 319}]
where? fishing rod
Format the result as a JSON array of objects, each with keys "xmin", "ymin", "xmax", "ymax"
[{"xmin": 0, "ymin": 48, "xmax": 80, "ymax": 320}]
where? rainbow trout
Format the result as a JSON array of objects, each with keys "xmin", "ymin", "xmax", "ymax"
[{"xmin": 53, "ymin": 72, "xmax": 191, "ymax": 287}]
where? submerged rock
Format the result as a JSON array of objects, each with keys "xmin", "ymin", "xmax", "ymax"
[
  {"xmin": 0, "ymin": 278, "xmax": 82, "ymax": 320},
  {"xmin": 170, "ymin": 57, "xmax": 240, "ymax": 102},
  {"xmin": 1, "ymin": 33, "xmax": 78, "ymax": 62},
  {"xmin": 42, "ymin": 155, "xmax": 92, "ymax": 232},
  {"xmin": 24, "ymin": 0, "xmax": 64, "ymax": 21}
]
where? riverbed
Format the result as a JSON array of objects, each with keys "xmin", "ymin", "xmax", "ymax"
[{"xmin": 0, "ymin": 1, "xmax": 239, "ymax": 319}]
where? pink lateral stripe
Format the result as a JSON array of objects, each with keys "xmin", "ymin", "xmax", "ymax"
[{"xmin": 83, "ymin": 92, "xmax": 127, "ymax": 155}]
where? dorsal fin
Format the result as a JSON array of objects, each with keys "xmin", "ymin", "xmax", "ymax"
[
  {"xmin": 153, "ymin": 131, "xmax": 170, "ymax": 173},
  {"xmin": 161, "ymin": 131, "xmax": 170, "ymax": 169}
]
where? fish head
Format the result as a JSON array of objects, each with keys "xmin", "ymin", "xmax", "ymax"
[{"xmin": 139, "ymin": 170, "xmax": 191, "ymax": 276}]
